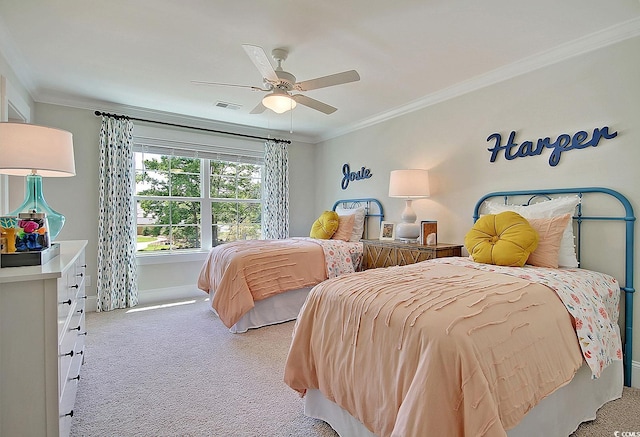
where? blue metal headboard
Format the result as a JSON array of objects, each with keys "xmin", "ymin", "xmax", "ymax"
[
  {"xmin": 472, "ymin": 187, "xmax": 635, "ymax": 386},
  {"xmin": 332, "ymin": 198, "xmax": 384, "ymax": 240}
]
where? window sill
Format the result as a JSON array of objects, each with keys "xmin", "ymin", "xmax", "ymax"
[{"xmin": 136, "ymin": 250, "xmax": 210, "ymax": 266}]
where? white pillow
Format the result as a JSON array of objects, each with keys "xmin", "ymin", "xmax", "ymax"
[
  {"xmin": 334, "ymin": 206, "xmax": 366, "ymax": 241},
  {"xmin": 485, "ymin": 195, "xmax": 580, "ymax": 267}
]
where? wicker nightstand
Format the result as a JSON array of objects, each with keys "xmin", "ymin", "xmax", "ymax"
[{"xmin": 362, "ymin": 240, "xmax": 463, "ymax": 270}]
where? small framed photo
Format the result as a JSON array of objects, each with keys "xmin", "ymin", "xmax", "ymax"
[
  {"xmin": 379, "ymin": 221, "xmax": 396, "ymax": 240},
  {"xmin": 421, "ymin": 221, "xmax": 438, "ymax": 245}
]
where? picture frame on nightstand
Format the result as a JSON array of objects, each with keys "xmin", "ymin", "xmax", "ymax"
[
  {"xmin": 379, "ymin": 221, "xmax": 396, "ymax": 240},
  {"xmin": 421, "ymin": 220, "xmax": 438, "ymax": 245}
]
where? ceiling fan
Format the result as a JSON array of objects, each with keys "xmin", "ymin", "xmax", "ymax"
[{"xmin": 192, "ymin": 44, "xmax": 360, "ymax": 115}]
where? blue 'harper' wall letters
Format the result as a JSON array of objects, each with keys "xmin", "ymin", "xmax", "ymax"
[{"xmin": 487, "ymin": 126, "xmax": 617, "ymax": 166}]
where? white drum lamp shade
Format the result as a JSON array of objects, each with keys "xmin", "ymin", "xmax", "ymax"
[
  {"xmin": 0, "ymin": 122, "xmax": 76, "ymax": 240},
  {"xmin": 388, "ymin": 169, "xmax": 430, "ymax": 242}
]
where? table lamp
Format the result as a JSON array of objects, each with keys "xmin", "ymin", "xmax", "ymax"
[
  {"xmin": 388, "ymin": 169, "xmax": 430, "ymax": 242},
  {"xmin": 0, "ymin": 122, "xmax": 75, "ymax": 240}
]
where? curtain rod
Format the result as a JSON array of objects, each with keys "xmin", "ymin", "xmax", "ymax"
[{"xmin": 93, "ymin": 111, "xmax": 291, "ymax": 144}]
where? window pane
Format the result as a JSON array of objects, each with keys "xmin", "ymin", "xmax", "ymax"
[
  {"xmin": 238, "ymin": 203, "xmax": 261, "ymax": 225},
  {"xmin": 170, "ymin": 200, "xmax": 200, "ymax": 224},
  {"xmin": 136, "ymin": 200, "xmax": 201, "ymax": 252},
  {"xmin": 237, "ymin": 175, "xmax": 261, "ymax": 199},
  {"xmin": 137, "ymin": 225, "xmax": 170, "ymax": 252},
  {"xmin": 171, "ymin": 225, "xmax": 201, "ymax": 250},
  {"xmin": 210, "ymin": 175, "xmax": 237, "ymax": 199},
  {"xmin": 211, "ymin": 201, "xmax": 261, "ymax": 246},
  {"xmin": 136, "ymin": 153, "xmax": 169, "ymax": 196},
  {"xmin": 136, "ymin": 170, "xmax": 169, "ymax": 196},
  {"xmin": 137, "ymin": 200, "xmax": 167, "ymax": 225},
  {"xmin": 210, "ymin": 161, "xmax": 237, "ymax": 176},
  {"xmin": 169, "ymin": 157, "xmax": 201, "ymax": 197}
]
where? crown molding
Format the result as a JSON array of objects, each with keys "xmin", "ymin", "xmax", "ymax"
[{"xmin": 318, "ymin": 16, "xmax": 640, "ymax": 143}]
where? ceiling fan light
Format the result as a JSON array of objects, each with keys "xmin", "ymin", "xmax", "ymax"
[{"xmin": 262, "ymin": 93, "xmax": 296, "ymax": 113}]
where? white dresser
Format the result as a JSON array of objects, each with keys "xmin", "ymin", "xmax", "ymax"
[{"xmin": 0, "ymin": 240, "xmax": 88, "ymax": 437}]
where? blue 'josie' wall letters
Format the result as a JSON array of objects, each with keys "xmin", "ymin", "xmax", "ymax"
[
  {"xmin": 341, "ymin": 163, "xmax": 372, "ymax": 190},
  {"xmin": 486, "ymin": 127, "xmax": 617, "ymax": 166}
]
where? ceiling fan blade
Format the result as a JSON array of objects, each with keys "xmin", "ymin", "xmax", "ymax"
[
  {"xmin": 295, "ymin": 70, "xmax": 360, "ymax": 91},
  {"xmin": 291, "ymin": 94, "xmax": 337, "ymax": 114},
  {"xmin": 242, "ymin": 44, "xmax": 279, "ymax": 82},
  {"xmin": 249, "ymin": 102, "xmax": 267, "ymax": 114},
  {"xmin": 190, "ymin": 80, "xmax": 264, "ymax": 91}
]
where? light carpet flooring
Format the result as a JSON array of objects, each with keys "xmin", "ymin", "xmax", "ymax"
[{"xmin": 71, "ymin": 296, "xmax": 640, "ymax": 436}]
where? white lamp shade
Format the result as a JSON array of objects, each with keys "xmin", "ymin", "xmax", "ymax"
[
  {"xmin": 0, "ymin": 122, "xmax": 75, "ymax": 177},
  {"xmin": 388, "ymin": 169, "xmax": 430, "ymax": 198},
  {"xmin": 262, "ymin": 92, "xmax": 297, "ymax": 114}
]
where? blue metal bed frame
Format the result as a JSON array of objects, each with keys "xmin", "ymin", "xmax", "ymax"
[
  {"xmin": 332, "ymin": 198, "xmax": 385, "ymax": 240},
  {"xmin": 472, "ymin": 187, "xmax": 635, "ymax": 386}
]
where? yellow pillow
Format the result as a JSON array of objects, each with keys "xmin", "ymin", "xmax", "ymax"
[
  {"xmin": 310, "ymin": 211, "xmax": 340, "ymax": 239},
  {"xmin": 464, "ymin": 211, "xmax": 539, "ymax": 267}
]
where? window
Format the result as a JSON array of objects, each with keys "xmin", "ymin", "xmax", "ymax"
[{"xmin": 134, "ymin": 147, "xmax": 263, "ymax": 254}]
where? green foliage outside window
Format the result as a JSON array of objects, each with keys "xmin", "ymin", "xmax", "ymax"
[{"xmin": 135, "ymin": 153, "xmax": 262, "ymax": 252}]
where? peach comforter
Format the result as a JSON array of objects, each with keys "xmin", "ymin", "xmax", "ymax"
[
  {"xmin": 197, "ymin": 238, "xmax": 327, "ymax": 328},
  {"xmin": 284, "ymin": 258, "xmax": 621, "ymax": 437},
  {"xmin": 198, "ymin": 238, "xmax": 364, "ymax": 328}
]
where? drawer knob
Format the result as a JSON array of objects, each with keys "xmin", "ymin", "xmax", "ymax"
[
  {"xmin": 61, "ymin": 350, "xmax": 74, "ymax": 358},
  {"xmin": 62, "ymin": 410, "xmax": 74, "ymax": 418},
  {"xmin": 80, "ymin": 295, "xmax": 88, "ymax": 299},
  {"xmin": 70, "ymin": 325, "xmax": 81, "ymax": 332},
  {"xmin": 70, "ymin": 374, "xmax": 81, "ymax": 382},
  {"xmin": 81, "ymin": 264, "xmax": 87, "ymax": 268},
  {"xmin": 80, "ymin": 331, "xmax": 88, "ymax": 336},
  {"xmin": 76, "ymin": 272, "xmax": 84, "ymax": 277},
  {"xmin": 77, "ymin": 308, "xmax": 84, "ymax": 314},
  {"xmin": 61, "ymin": 299, "xmax": 72, "ymax": 306},
  {"xmin": 70, "ymin": 284, "xmax": 79, "ymax": 289}
]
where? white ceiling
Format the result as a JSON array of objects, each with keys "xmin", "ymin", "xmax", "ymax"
[{"xmin": 1, "ymin": 1, "xmax": 640, "ymax": 143}]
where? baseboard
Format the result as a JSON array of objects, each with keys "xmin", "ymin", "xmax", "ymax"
[
  {"xmin": 633, "ymin": 360, "xmax": 640, "ymax": 388},
  {"xmin": 86, "ymin": 285, "xmax": 204, "ymax": 312}
]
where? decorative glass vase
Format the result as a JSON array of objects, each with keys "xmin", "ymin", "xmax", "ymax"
[{"xmin": 9, "ymin": 174, "xmax": 65, "ymax": 241}]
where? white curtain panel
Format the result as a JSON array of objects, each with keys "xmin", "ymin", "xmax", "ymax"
[
  {"xmin": 263, "ymin": 140, "xmax": 289, "ymax": 239},
  {"xmin": 96, "ymin": 116, "xmax": 138, "ymax": 311}
]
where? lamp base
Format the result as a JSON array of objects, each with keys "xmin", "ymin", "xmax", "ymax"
[
  {"xmin": 395, "ymin": 222, "xmax": 420, "ymax": 242},
  {"xmin": 9, "ymin": 174, "xmax": 65, "ymax": 240}
]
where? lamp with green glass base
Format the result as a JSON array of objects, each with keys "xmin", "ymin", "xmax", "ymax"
[
  {"xmin": 9, "ymin": 173, "xmax": 66, "ymax": 240},
  {"xmin": 0, "ymin": 122, "xmax": 75, "ymax": 241}
]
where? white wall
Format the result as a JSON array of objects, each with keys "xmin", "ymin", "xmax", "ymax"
[{"xmin": 314, "ymin": 36, "xmax": 640, "ymax": 372}]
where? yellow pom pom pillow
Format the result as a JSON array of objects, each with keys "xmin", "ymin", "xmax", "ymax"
[
  {"xmin": 464, "ymin": 211, "xmax": 539, "ymax": 267},
  {"xmin": 310, "ymin": 211, "xmax": 340, "ymax": 239}
]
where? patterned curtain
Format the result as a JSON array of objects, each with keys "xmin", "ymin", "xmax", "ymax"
[
  {"xmin": 96, "ymin": 116, "xmax": 138, "ymax": 311},
  {"xmin": 263, "ymin": 140, "xmax": 289, "ymax": 239}
]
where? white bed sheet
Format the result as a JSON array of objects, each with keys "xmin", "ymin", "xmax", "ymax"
[
  {"xmin": 210, "ymin": 287, "xmax": 312, "ymax": 333},
  {"xmin": 304, "ymin": 359, "xmax": 623, "ymax": 437}
]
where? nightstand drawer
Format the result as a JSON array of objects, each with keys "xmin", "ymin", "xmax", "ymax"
[
  {"xmin": 396, "ymin": 248, "xmax": 435, "ymax": 265},
  {"xmin": 362, "ymin": 240, "xmax": 462, "ymax": 270}
]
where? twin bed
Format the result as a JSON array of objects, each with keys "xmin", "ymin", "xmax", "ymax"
[
  {"xmin": 197, "ymin": 198, "xmax": 384, "ymax": 333},
  {"xmin": 283, "ymin": 187, "xmax": 635, "ymax": 437}
]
